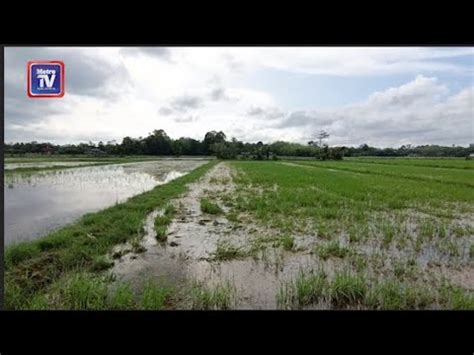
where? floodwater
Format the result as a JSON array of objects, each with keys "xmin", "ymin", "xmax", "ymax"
[
  {"xmin": 4, "ymin": 160, "xmax": 208, "ymax": 245},
  {"xmin": 4, "ymin": 161, "xmax": 100, "ymax": 170}
]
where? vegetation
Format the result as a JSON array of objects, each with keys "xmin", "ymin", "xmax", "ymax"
[
  {"xmin": 200, "ymin": 198, "xmax": 223, "ymax": 215},
  {"xmin": 4, "ymin": 161, "xmax": 216, "ymax": 309},
  {"xmin": 228, "ymin": 159, "xmax": 473, "ymax": 309},
  {"xmin": 154, "ymin": 204, "xmax": 176, "ymax": 242},
  {"xmin": 5, "ymin": 129, "xmax": 473, "ymax": 159},
  {"xmin": 190, "ymin": 282, "xmax": 235, "ymax": 310}
]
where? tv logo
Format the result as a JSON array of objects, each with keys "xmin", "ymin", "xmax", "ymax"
[{"xmin": 27, "ymin": 61, "xmax": 65, "ymax": 98}]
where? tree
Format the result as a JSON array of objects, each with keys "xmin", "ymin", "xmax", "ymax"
[
  {"xmin": 144, "ymin": 129, "xmax": 172, "ymax": 155},
  {"xmin": 316, "ymin": 130, "xmax": 330, "ymax": 148},
  {"xmin": 314, "ymin": 130, "xmax": 330, "ymax": 160},
  {"xmin": 203, "ymin": 131, "xmax": 227, "ymax": 155}
]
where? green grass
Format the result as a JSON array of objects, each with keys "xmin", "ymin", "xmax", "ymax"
[
  {"xmin": 200, "ymin": 198, "xmax": 223, "ymax": 215},
  {"xmin": 278, "ymin": 234, "xmax": 295, "ymax": 251},
  {"xmin": 141, "ymin": 280, "xmax": 174, "ymax": 310},
  {"xmin": 228, "ymin": 159, "xmax": 473, "ymax": 309},
  {"xmin": 290, "ymin": 159, "xmax": 474, "ymax": 187},
  {"xmin": 154, "ymin": 205, "xmax": 176, "ymax": 243},
  {"xmin": 5, "ymin": 161, "xmax": 216, "ymax": 310},
  {"xmin": 277, "ymin": 270, "xmax": 328, "ymax": 309},
  {"xmin": 314, "ymin": 241, "xmax": 351, "ymax": 260},
  {"xmin": 110, "ymin": 283, "xmax": 135, "ymax": 309},
  {"xmin": 329, "ymin": 271, "xmax": 367, "ymax": 308},
  {"xmin": 190, "ymin": 282, "xmax": 235, "ymax": 310},
  {"xmin": 211, "ymin": 241, "xmax": 247, "ymax": 261}
]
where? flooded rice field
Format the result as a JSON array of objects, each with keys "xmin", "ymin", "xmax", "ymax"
[
  {"xmin": 4, "ymin": 161, "xmax": 101, "ymax": 170},
  {"xmin": 4, "ymin": 159, "xmax": 208, "ymax": 245},
  {"xmin": 108, "ymin": 161, "xmax": 474, "ymax": 309}
]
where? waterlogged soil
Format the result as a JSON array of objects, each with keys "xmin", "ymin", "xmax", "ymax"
[
  {"xmin": 4, "ymin": 159, "xmax": 208, "ymax": 245},
  {"xmin": 110, "ymin": 162, "xmax": 474, "ymax": 309},
  {"xmin": 110, "ymin": 163, "xmax": 329, "ymax": 309}
]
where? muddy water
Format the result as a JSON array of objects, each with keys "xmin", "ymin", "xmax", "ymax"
[
  {"xmin": 4, "ymin": 160, "xmax": 208, "ymax": 245},
  {"xmin": 4, "ymin": 161, "xmax": 101, "ymax": 170},
  {"xmin": 110, "ymin": 163, "xmax": 326, "ymax": 309}
]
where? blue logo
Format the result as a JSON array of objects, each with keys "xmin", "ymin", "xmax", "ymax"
[{"xmin": 28, "ymin": 61, "xmax": 65, "ymax": 98}]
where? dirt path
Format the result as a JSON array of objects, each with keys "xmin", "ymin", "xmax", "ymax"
[{"xmin": 110, "ymin": 162, "xmax": 320, "ymax": 309}]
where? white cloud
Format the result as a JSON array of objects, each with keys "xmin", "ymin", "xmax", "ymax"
[
  {"xmin": 4, "ymin": 47, "xmax": 473, "ymax": 147},
  {"xmin": 273, "ymin": 76, "xmax": 473, "ymax": 146}
]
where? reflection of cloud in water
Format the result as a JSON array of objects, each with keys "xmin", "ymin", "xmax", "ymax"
[
  {"xmin": 4, "ymin": 160, "xmax": 208, "ymax": 245},
  {"xmin": 5, "ymin": 161, "xmax": 98, "ymax": 170}
]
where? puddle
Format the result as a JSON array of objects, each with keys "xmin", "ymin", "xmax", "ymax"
[{"xmin": 4, "ymin": 159, "xmax": 208, "ymax": 245}]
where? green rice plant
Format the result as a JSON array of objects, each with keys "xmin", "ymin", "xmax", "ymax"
[
  {"xmin": 190, "ymin": 282, "xmax": 235, "ymax": 310},
  {"xmin": 277, "ymin": 270, "xmax": 328, "ymax": 309},
  {"xmin": 444, "ymin": 286, "xmax": 474, "ymax": 310},
  {"xmin": 329, "ymin": 271, "xmax": 367, "ymax": 308},
  {"xmin": 278, "ymin": 234, "xmax": 295, "ymax": 251},
  {"xmin": 48, "ymin": 273, "xmax": 109, "ymax": 310},
  {"xmin": 110, "ymin": 283, "xmax": 136, "ymax": 309},
  {"xmin": 315, "ymin": 241, "xmax": 351, "ymax": 260},
  {"xmin": 212, "ymin": 241, "xmax": 247, "ymax": 261},
  {"xmin": 154, "ymin": 214, "xmax": 173, "ymax": 243},
  {"xmin": 141, "ymin": 280, "xmax": 173, "ymax": 310},
  {"xmin": 365, "ymin": 280, "xmax": 406, "ymax": 310},
  {"xmin": 200, "ymin": 198, "xmax": 223, "ymax": 215}
]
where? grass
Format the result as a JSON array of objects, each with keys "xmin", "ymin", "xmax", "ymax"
[
  {"xmin": 154, "ymin": 205, "xmax": 176, "ymax": 242},
  {"xmin": 110, "ymin": 283, "xmax": 135, "ymax": 309},
  {"xmin": 278, "ymin": 234, "xmax": 295, "ymax": 251},
  {"xmin": 7, "ymin": 157, "xmax": 474, "ymax": 310},
  {"xmin": 11, "ymin": 272, "xmax": 178, "ymax": 310},
  {"xmin": 5, "ymin": 161, "xmax": 216, "ymax": 310},
  {"xmin": 211, "ymin": 241, "xmax": 247, "ymax": 261},
  {"xmin": 200, "ymin": 198, "xmax": 223, "ymax": 215},
  {"xmin": 190, "ymin": 282, "xmax": 235, "ymax": 310},
  {"xmin": 141, "ymin": 280, "xmax": 174, "ymax": 310},
  {"xmin": 277, "ymin": 270, "xmax": 328, "ymax": 309},
  {"xmin": 228, "ymin": 159, "xmax": 473, "ymax": 309},
  {"xmin": 329, "ymin": 272, "xmax": 367, "ymax": 308},
  {"xmin": 314, "ymin": 241, "xmax": 351, "ymax": 260}
]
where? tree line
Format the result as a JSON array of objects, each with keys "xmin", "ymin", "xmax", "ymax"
[{"xmin": 4, "ymin": 129, "xmax": 473, "ymax": 159}]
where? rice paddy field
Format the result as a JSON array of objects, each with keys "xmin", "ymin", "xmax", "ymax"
[{"xmin": 4, "ymin": 157, "xmax": 474, "ymax": 310}]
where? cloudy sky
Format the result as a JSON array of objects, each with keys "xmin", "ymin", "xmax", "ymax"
[{"xmin": 4, "ymin": 47, "xmax": 473, "ymax": 147}]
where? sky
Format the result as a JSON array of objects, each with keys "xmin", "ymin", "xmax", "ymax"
[{"xmin": 4, "ymin": 47, "xmax": 474, "ymax": 147}]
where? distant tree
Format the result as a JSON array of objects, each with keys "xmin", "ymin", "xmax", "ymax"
[
  {"xmin": 317, "ymin": 130, "xmax": 330, "ymax": 148},
  {"xmin": 203, "ymin": 131, "xmax": 227, "ymax": 155}
]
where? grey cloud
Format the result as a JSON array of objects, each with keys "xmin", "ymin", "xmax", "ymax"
[
  {"xmin": 247, "ymin": 106, "xmax": 264, "ymax": 116},
  {"xmin": 158, "ymin": 107, "xmax": 174, "ymax": 116},
  {"xmin": 119, "ymin": 47, "xmax": 172, "ymax": 61},
  {"xmin": 171, "ymin": 95, "xmax": 203, "ymax": 112},
  {"xmin": 210, "ymin": 87, "xmax": 227, "ymax": 101},
  {"xmin": 174, "ymin": 115, "xmax": 199, "ymax": 123},
  {"xmin": 247, "ymin": 106, "xmax": 285, "ymax": 120},
  {"xmin": 277, "ymin": 111, "xmax": 334, "ymax": 128},
  {"xmin": 223, "ymin": 54, "xmax": 243, "ymax": 72}
]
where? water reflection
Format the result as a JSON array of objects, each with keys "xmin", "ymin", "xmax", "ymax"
[
  {"xmin": 5, "ymin": 161, "xmax": 99, "ymax": 170},
  {"xmin": 4, "ymin": 160, "xmax": 208, "ymax": 245}
]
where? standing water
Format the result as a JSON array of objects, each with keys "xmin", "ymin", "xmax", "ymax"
[{"xmin": 4, "ymin": 160, "xmax": 208, "ymax": 245}]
